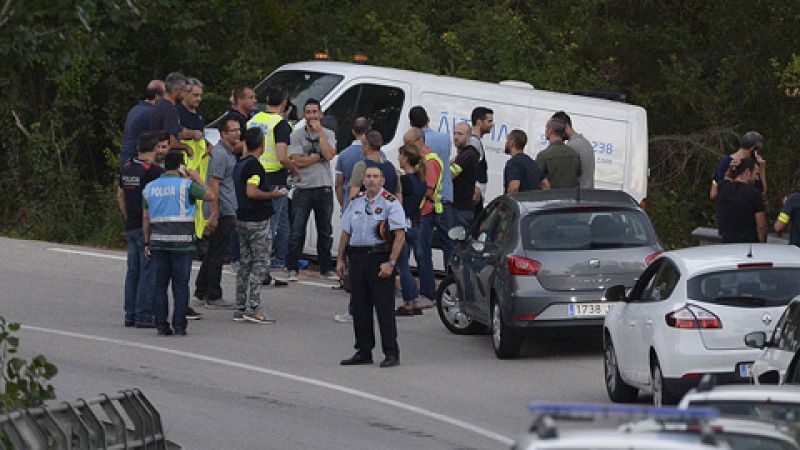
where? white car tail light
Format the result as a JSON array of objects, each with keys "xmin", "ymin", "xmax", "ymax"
[
  {"xmin": 507, "ymin": 255, "xmax": 541, "ymax": 276},
  {"xmin": 665, "ymin": 304, "xmax": 722, "ymax": 329}
]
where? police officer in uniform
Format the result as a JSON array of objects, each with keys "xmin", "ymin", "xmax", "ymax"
[{"xmin": 337, "ymin": 166, "xmax": 406, "ymax": 368}]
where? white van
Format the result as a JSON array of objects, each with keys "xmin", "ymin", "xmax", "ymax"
[{"xmin": 207, "ymin": 60, "xmax": 649, "ymax": 268}]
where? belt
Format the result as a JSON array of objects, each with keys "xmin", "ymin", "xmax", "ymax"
[{"xmin": 347, "ymin": 245, "xmax": 390, "ymax": 254}]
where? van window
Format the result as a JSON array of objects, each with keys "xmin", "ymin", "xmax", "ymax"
[
  {"xmin": 254, "ymin": 71, "xmax": 343, "ymax": 123},
  {"xmin": 325, "ymin": 83, "xmax": 405, "ymax": 152}
]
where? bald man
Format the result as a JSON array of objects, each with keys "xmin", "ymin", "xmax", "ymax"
[{"xmin": 120, "ymin": 80, "xmax": 165, "ymax": 167}]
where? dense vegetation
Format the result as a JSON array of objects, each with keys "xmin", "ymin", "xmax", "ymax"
[{"xmin": 1, "ymin": 1, "xmax": 798, "ymax": 248}]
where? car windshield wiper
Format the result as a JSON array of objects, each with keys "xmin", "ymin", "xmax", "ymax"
[{"xmin": 710, "ymin": 296, "xmax": 769, "ymax": 307}]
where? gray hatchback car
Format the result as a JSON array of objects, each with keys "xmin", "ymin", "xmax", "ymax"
[{"xmin": 437, "ymin": 189, "xmax": 663, "ymax": 358}]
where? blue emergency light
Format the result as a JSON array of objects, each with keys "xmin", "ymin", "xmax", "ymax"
[{"xmin": 528, "ymin": 403, "xmax": 719, "ymax": 422}]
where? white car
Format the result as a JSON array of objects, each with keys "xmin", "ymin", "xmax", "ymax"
[
  {"xmin": 678, "ymin": 384, "xmax": 800, "ymax": 439},
  {"xmin": 513, "ymin": 404, "xmax": 729, "ymax": 450},
  {"xmin": 603, "ymin": 244, "xmax": 800, "ymax": 406},
  {"xmin": 747, "ymin": 297, "xmax": 800, "ymax": 384},
  {"xmin": 625, "ymin": 417, "xmax": 799, "ymax": 450}
]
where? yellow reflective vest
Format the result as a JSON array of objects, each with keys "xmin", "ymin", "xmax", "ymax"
[
  {"xmin": 247, "ymin": 112, "xmax": 284, "ymax": 173},
  {"xmin": 181, "ymin": 138, "xmax": 211, "ymax": 237},
  {"xmin": 420, "ymin": 151, "xmax": 444, "ymax": 214}
]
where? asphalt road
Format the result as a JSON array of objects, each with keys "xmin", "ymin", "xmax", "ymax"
[{"xmin": 0, "ymin": 237, "xmax": 616, "ymax": 449}]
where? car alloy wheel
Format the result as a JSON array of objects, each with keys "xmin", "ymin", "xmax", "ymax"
[
  {"xmin": 435, "ymin": 274, "xmax": 486, "ymax": 335},
  {"xmin": 651, "ymin": 357, "xmax": 678, "ymax": 406},
  {"xmin": 491, "ymin": 301, "xmax": 522, "ymax": 358},
  {"xmin": 604, "ymin": 336, "xmax": 637, "ymax": 403}
]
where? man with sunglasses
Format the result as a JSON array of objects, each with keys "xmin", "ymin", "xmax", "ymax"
[{"xmin": 287, "ymin": 98, "xmax": 338, "ymax": 281}]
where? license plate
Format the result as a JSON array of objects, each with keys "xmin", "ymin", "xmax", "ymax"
[
  {"xmin": 738, "ymin": 362, "xmax": 753, "ymax": 378},
  {"xmin": 568, "ymin": 302, "xmax": 612, "ymax": 317}
]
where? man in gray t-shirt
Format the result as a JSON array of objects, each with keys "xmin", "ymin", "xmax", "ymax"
[
  {"xmin": 552, "ymin": 111, "xmax": 594, "ymax": 188},
  {"xmin": 194, "ymin": 118, "xmax": 240, "ymax": 305},
  {"xmin": 286, "ymin": 99, "xmax": 338, "ymax": 281}
]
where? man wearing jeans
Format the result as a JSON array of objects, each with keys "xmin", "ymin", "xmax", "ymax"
[
  {"xmin": 143, "ymin": 151, "xmax": 216, "ymax": 336},
  {"xmin": 286, "ymin": 99, "xmax": 338, "ymax": 281},
  {"xmin": 403, "ymin": 128, "xmax": 446, "ymax": 307},
  {"xmin": 118, "ymin": 131, "xmax": 164, "ymax": 328}
]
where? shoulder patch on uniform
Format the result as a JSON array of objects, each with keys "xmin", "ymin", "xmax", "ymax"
[{"xmin": 381, "ymin": 191, "xmax": 396, "ymax": 202}]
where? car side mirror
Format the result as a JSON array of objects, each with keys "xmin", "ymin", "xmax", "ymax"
[
  {"xmin": 449, "ymin": 226, "xmax": 467, "ymax": 241},
  {"xmin": 744, "ymin": 331, "xmax": 768, "ymax": 349},
  {"xmin": 605, "ymin": 285, "xmax": 627, "ymax": 303}
]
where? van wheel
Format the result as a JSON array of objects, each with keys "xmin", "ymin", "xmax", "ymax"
[
  {"xmin": 436, "ymin": 274, "xmax": 487, "ymax": 335},
  {"xmin": 491, "ymin": 301, "xmax": 522, "ymax": 358},
  {"xmin": 651, "ymin": 356, "xmax": 679, "ymax": 406},
  {"xmin": 604, "ymin": 335, "xmax": 638, "ymax": 403}
]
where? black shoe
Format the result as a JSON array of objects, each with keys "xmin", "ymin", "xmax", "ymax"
[
  {"xmin": 273, "ymin": 279, "xmax": 288, "ymax": 287},
  {"xmin": 135, "ymin": 320, "xmax": 156, "ymax": 329},
  {"xmin": 340, "ymin": 353, "xmax": 373, "ymax": 366},
  {"xmin": 262, "ymin": 274, "xmax": 272, "ymax": 286},
  {"xmin": 124, "ymin": 320, "xmax": 135, "ymax": 328},
  {"xmin": 379, "ymin": 355, "xmax": 400, "ymax": 368},
  {"xmin": 395, "ymin": 306, "xmax": 421, "ymax": 317},
  {"xmin": 186, "ymin": 307, "xmax": 203, "ymax": 320},
  {"xmin": 174, "ymin": 329, "xmax": 187, "ymax": 336},
  {"xmin": 157, "ymin": 327, "xmax": 173, "ymax": 336}
]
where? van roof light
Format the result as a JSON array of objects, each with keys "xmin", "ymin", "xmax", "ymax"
[
  {"xmin": 352, "ymin": 54, "xmax": 368, "ymax": 63},
  {"xmin": 314, "ymin": 52, "xmax": 330, "ymax": 60}
]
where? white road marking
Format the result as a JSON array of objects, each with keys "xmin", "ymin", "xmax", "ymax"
[
  {"xmin": 46, "ymin": 247, "xmax": 339, "ymax": 289},
  {"xmin": 21, "ymin": 324, "xmax": 514, "ymax": 446}
]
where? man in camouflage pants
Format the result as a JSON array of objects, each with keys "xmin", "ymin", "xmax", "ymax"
[{"xmin": 232, "ymin": 126, "xmax": 286, "ymax": 323}]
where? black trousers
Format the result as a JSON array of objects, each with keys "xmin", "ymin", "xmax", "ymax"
[
  {"xmin": 195, "ymin": 215, "xmax": 235, "ymax": 299},
  {"xmin": 349, "ymin": 249, "xmax": 399, "ymax": 358}
]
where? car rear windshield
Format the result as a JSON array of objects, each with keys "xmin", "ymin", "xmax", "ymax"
[
  {"xmin": 688, "ymin": 400, "xmax": 800, "ymax": 424},
  {"xmin": 521, "ymin": 207, "xmax": 657, "ymax": 250},
  {"xmin": 687, "ymin": 268, "xmax": 800, "ymax": 308}
]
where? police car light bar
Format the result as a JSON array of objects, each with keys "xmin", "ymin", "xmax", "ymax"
[{"xmin": 528, "ymin": 403, "xmax": 719, "ymax": 422}]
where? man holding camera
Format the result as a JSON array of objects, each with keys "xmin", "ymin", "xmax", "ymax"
[{"xmin": 287, "ymin": 99, "xmax": 338, "ymax": 281}]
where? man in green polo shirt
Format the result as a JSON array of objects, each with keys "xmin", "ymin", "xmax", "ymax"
[{"xmin": 535, "ymin": 119, "xmax": 582, "ymax": 189}]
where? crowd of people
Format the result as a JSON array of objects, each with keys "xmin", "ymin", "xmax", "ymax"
[{"xmin": 116, "ymin": 72, "xmax": 594, "ymax": 364}]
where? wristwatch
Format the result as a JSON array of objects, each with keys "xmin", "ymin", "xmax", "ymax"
[{"xmin": 387, "ymin": 259, "xmax": 396, "ymax": 267}]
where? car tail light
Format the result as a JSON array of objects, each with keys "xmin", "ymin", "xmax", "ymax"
[
  {"xmin": 507, "ymin": 255, "xmax": 541, "ymax": 276},
  {"xmin": 645, "ymin": 251, "xmax": 663, "ymax": 265},
  {"xmin": 737, "ymin": 262, "xmax": 773, "ymax": 269},
  {"xmin": 665, "ymin": 304, "xmax": 722, "ymax": 329},
  {"xmin": 514, "ymin": 314, "xmax": 537, "ymax": 321}
]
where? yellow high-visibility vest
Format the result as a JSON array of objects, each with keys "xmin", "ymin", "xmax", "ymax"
[
  {"xmin": 420, "ymin": 151, "xmax": 444, "ymax": 214},
  {"xmin": 181, "ymin": 138, "xmax": 211, "ymax": 237},
  {"xmin": 247, "ymin": 112, "xmax": 283, "ymax": 173}
]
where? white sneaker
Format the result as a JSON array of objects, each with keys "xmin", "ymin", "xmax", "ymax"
[
  {"xmin": 334, "ymin": 313, "xmax": 353, "ymax": 323},
  {"xmin": 287, "ymin": 270, "xmax": 299, "ymax": 282},
  {"xmin": 321, "ymin": 271, "xmax": 339, "ymax": 281}
]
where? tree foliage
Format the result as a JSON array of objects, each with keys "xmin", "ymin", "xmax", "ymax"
[{"xmin": 1, "ymin": 0, "xmax": 799, "ymax": 247}]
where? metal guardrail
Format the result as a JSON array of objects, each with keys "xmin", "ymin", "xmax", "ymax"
[
  {"xmin": 0, "ymin": 389, "xmax": 179, "ymax": 449},
  {"xmin": 691, "ymin": 227, "xmax": 789, "ymax": 246}
]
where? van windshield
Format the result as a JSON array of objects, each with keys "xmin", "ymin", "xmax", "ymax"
[{"xmin": 254, "ymin": 70, "xmax": 343, "ymax": 123}]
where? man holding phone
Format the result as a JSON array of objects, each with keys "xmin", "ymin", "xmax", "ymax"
[{"xmin": 287, "ymin": 98, "xmax": 338, "ymax": 282}]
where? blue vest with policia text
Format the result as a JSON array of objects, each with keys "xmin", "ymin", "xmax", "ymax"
[{"xmin": 142, "ymin": 175, "xmax": 197, "ymax": 251}]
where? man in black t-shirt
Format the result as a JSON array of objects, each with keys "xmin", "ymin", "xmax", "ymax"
[
  {"xmin": 150, "ymin": 72, "xmax": 194, "ymax": 155},
  {"xmin": 503, "ymin": 129, "xmax": 549, "ymax": 194},
  {"xmin": 450, "ymin": 122, "xmax": 481, "ymax": 229},
  {"xmin": 117, "ymin": 131, "xmax": 165, "ymax": 328},
  {"xmin": 231, "ymin": 128, "xmax": 287, "ymax": 323},
  {"xmin": 717, "ymin": 158, "xmax": 767, "ymax": 243},
  {"xmin": 775, "ymin": 191, "xmax": 800, "ymax": 246}
]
